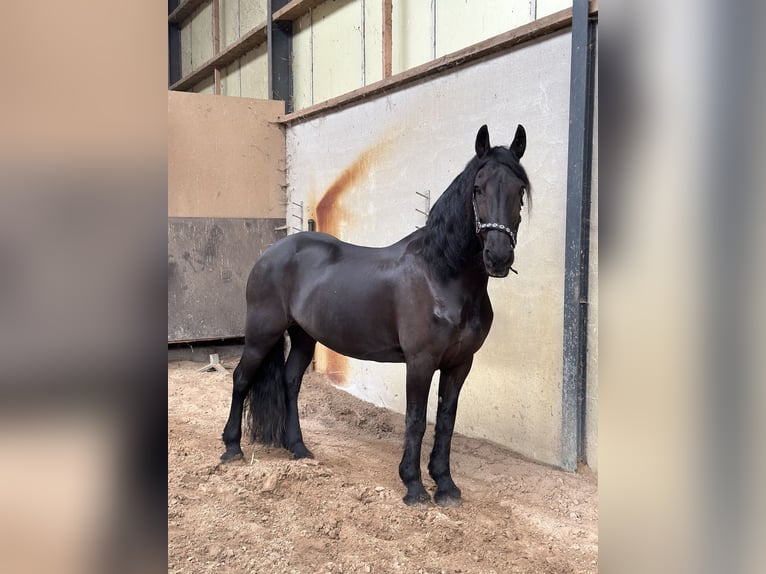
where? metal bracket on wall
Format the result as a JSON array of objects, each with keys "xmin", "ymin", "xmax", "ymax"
[
  {"xmin": 274, "ymin": 200, "xmax": 304, "ymax": 233},
  {"xmin": 415, "ymin": 190, "xmax": 431, "ymax": 229},
  {"xmin": 290, "ymin": 200, "xmax": 304, "ymax": 232}
]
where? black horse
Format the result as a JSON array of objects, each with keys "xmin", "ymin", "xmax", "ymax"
[{"xmin": 222, "ymin": 124, "xmax": 531, "ymax": 506}]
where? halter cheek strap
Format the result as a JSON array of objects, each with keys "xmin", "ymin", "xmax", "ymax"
[{"xmin": 472, "ymin": 197, "xmax": 517, "ymax": 248}]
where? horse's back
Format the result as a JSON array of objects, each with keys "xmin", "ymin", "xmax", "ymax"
[
  {"xmin": 245, "ymin": 231, "xmax": 420, "ymax": 361},
  {"xmin": 247, "ymin": 231, "xmax": 411, "ymax": 292}
]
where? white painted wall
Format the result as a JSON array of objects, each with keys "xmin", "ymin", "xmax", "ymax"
[
  {"xmin": 585, "ymin": 39, "xmax": 598, "ymax": 472},
  {"xmin": 286, "ymin": 31, "xmax": 575, "ymax": 467}
]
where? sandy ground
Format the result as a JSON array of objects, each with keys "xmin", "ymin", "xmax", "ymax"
[{"xmin": 168, "ymin": 359, "xmax": 597, "ymax": 574}]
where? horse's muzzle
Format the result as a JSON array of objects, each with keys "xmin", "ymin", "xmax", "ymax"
[{"xmin": 483, "ymin": 246, "xmax": 514, "ymax": 278}]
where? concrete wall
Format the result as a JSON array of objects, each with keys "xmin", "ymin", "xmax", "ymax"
[{"xmin": 285, "ymin": 30, "xmax": 575, "ymax": 467}]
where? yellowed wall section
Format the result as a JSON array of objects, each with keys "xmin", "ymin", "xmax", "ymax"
[
  {"xmin": 190, "ymin": 2, "xmax": 214, "ymax": 68},
  {"xmin": 364, "ymin": 0, "xmax": 383, "ymax": 85},
  {"xmin": 222, "ymin": 60, "xmax": 241, "ymax": 97},
  {"xmin": 177, "ymin": 0, "xmax": 571, "ymax": 111},
  {"xmin": 312, "ymin": 0, "xmax": 363, "ymax": 103},
  {"xmin": 240, "ymin": 0, "xmax": 267, "ymax": 34},
  {"xmin": 392, "ymin": 0, "xmax": 432, "ymax": 74},
  {"xmin": 221, "ymin": 0, "xmax": 267, "ymax": 48},
  {"xmin": 436, "ymin": 0, "xmax": 532, "ymax": 56},
  {"xmin": 241, "ymin": 43, "xmax": 269, "ymax": 99},
  {"xmin": 220, "ymin": 0, "xmax": 239, "ymax": 49},
  {"xmin": 180, "ymin": 21, "xmax": 192, "ymax": 76},
  {"xmin": 536, "ymin": 0, "xmax": 573, "ymax": 18},
  {"xmin": 168, "ymin": 92, "xmax": 285, "ymax": 218},
  {"xmin": 292, "ymin": 12, "xmax": 313, "ymax": 109},
  {"xmin": 193, "ymin": 76, "xmax": 215, "ymax": 94}
]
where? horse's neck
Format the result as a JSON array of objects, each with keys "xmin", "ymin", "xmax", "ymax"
[{"xmin": 457, "ymin": 262, "xmax": 490, "ymax": 294}]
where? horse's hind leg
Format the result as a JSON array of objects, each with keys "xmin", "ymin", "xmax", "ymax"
[
  {"xmin": 428, "ymin": 358, "xmax": 472, "ymax": 506},
  {"xmin": 220, "ymin": 333, "xmax": 282, "ymax": 461},
  {"xmin": 284, "ymin": 326, "xmax": 317, "ymax": 459}
]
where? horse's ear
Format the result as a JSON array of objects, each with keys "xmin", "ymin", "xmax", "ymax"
[
  {"xmin": 510, "ymin": 124, "xmax": 526, "ymax": 158},
  {"xmin": 475, "ymin": 125, "xmax": 490, "ymax": 158}
]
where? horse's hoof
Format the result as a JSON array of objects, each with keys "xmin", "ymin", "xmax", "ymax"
[
  {"xmin": 434, "ymin": 490, "xmax": 463, "ymax": 507},
  {"xmin": 290, "ymin": 443, "xmax": 314, "ymax": 460},
  {"xmin": 220, "ymin": 447, "xmax": 244, "ymax": 462},
  {"xmin": 403, "ymin": 490, "xmax": 432, "ymax": 508}
]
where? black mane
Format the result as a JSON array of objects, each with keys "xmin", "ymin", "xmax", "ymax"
[{"xmin": 422, "ymin": 146, "xmax": 531, "ymax": 281}]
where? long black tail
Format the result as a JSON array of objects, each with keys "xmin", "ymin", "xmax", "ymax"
[{"xmin": 244, "ymin": 335, "xmax": 287, "ymax": 447}]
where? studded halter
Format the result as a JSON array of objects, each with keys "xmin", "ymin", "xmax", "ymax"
[{"xmin": 472, "ymin": 195, "xmax": 517, "ymax": 248}]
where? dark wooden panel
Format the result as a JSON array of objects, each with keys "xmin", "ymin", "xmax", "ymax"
[{"xmin": 168, "ymin": 217, "xmax": 286, "ymax": 342}]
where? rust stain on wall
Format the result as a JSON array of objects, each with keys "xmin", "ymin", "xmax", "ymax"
[
  {"xmin": 315, "ymin": 141, "xmax": 388, "ymax": 238},
  {"xmin": 324, "ymin": 349, "xmax": 349, "ymax": 387},
  {"xmin": 312, "ymin": 135, "xmax": 397, "ymax": 386}
]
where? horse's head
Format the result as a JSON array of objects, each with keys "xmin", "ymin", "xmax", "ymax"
[{"xmin": 472, "ymin": 124, "xmax": 529, "ymax": 278}]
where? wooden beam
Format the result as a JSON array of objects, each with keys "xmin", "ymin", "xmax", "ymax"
[
  {"xmin": 272, "ymin": 0, "xmax": 327, "ymax": 22},
  {"xmin": 213, "ymin": 0, "xmax": 221, "ymax": 94},
  {"xmin": 213, "ymin": 0, "xmax": 220, "ymax": 54},
  {"xmin": 382, "ymin": 0, "xmax": 392, "ymax": 78},
  {"xmin": 280, "ymin": 6, "xmax": 588, "ymax": 124},
  {"xmin": 168, "ymin": 0, "xmax": 209, "ymax": 24},
  {"xmin": 170, "ymin": 22, "xmax": 268, "ymax": 91}
]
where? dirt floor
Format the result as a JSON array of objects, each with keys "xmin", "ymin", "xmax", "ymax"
[{"xmin": 168, "ymin": 359, "xmax": 597, "ymax": 574}]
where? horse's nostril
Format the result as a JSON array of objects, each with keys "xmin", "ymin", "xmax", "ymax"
[{"xmin": 485, "ymin": 248, "xmax": 513, "ymax": 269}]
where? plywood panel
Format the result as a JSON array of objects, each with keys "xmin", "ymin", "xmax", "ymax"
[
  {"xmin": 436, "ymin": 0, "xmax": 532, "ymax": 57},
  {"xmin": 312, "ymin": 0, "xmax": 363, "ymax": 103},
  {"xmin": 391, "ymin": 0, "xmax": 431, "ymax": 74},
  {"xmin": 286, "ymin": 30, "xmax": 574, "ymax": 467},
  {"xmin": 168, "ymin": 92, "xmax": 285, "ymax": 218}
]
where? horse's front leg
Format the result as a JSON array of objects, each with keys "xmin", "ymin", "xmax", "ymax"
[
  {"xmin": 399, "ymin": 360, "xmax": 435, "ymax": 506},
  {"xmin": 428, "ymin": 358, "xmax": 473, "ymax": 506}
]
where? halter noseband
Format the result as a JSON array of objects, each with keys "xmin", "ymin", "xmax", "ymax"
[{"xmin": 472, "ymin": 195, "xmax": 517, "ymax": 248}]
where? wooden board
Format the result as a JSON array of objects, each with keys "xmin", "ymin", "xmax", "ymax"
[{"xmin": 168, "ymin": 92, "xmax": 285, "ymax": 218}]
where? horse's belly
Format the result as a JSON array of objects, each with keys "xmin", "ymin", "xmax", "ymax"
[{"xmin": 312, "ymin": 330, "xmax": 405, "ymax": 363}]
